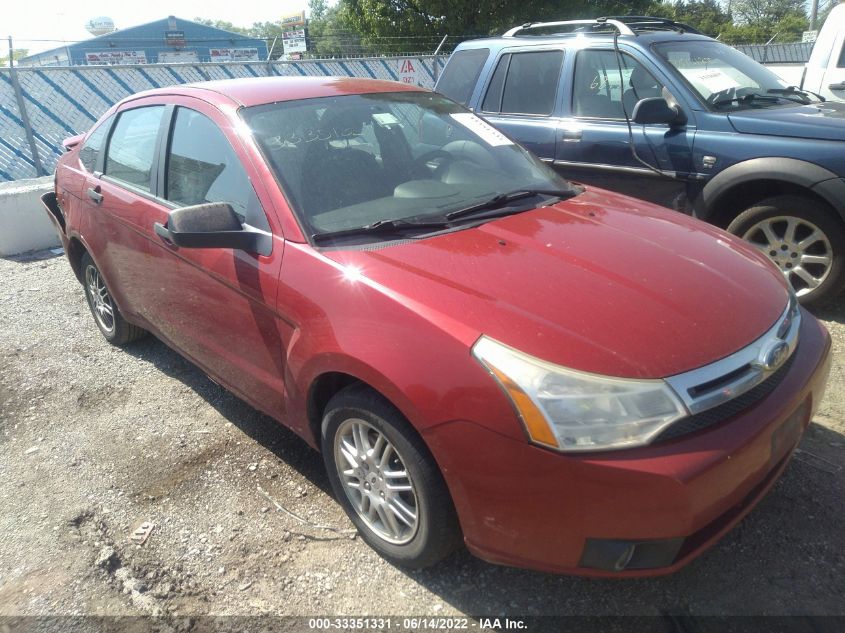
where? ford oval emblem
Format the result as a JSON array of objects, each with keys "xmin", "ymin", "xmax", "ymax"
[{"xmin": 758, "ymin": 340, "xmax": 790, "ymax": 371}]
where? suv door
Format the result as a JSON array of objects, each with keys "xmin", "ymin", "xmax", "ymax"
[
  {"xmin": 477, "ymin": 49, "xmax": 565, "ymax": 160},
  {"xmin": 141, "ymin": 101, "xmax": 287, "ymax": 420},
  {"xmin": 558, "ymin": 48, "xmax": 697, "ymax": 210}
]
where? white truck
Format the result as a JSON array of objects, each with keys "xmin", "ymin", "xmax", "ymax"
[{"xmin": 766, "ymin": 3, "xmax": 845, "ymax": 99}]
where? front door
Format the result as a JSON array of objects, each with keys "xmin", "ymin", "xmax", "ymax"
[{"xmin": 556, "ymin": 48, "xmax": 697, "ymax": 211}]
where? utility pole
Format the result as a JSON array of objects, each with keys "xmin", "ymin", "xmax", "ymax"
[
  {"xmin": 811, "ymin": 0, "xmax": 819, "ymax": 30},
  {"xmin": 7, "ymin": 36, "xmax": 13, "ymax": 68}
]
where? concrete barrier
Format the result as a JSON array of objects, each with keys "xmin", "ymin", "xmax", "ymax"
[{"xmin": 0, "ymin": 176, "xmax": 60, "ymax": 256}]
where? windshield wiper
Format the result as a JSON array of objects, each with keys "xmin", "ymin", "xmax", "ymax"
[
  {"xmin": 711, "ymin": 93, "xmax": 783, "ymax": 108},
  {"xmin": 312, "ymin": 217, "xmax": 450, "ymax": 243},
  {"xmin": 767, "ymin": 86, "xmax": 824, "ymax": 103},
  {"xmin": 445, "ymin": 189, "xmax": 575, "ymax": 221}
]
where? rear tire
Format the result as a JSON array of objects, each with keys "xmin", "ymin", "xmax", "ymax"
[
  {"xmin": 321, "ymin": 385, "xmax": 462, "ymax": 569},
  {"xmin": 727, "ymin": 195, "xmax": 845, "ymax": 306},
  {"xmin": 81, "ymin": 252, "xmax": 147, "ymax": 346}
]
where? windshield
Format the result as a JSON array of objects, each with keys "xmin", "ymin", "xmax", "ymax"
[
  {"xmin": 654, "ymin": 40, "xmax": 805, "ymax": 110},
  {"xmin": 241, "ymin": 91, "xmax": 572, "ymax": 242}
]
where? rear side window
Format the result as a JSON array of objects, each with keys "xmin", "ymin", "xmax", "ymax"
[
  {"xmin": 436, "ymin": 48, "xmax": 489, "ymax": 105},
  {"xmin": 79, "ymin": 115, "xmax": 113, "ymax": 172},
  {"xmin": 165, "ymin": 107, "xmax": 268, "ymax": 230},
  {"xmin": 482, "ymin": 50, "xmax": 564, "ymax": 115},
  {"xmin": 105, "ymin": 106, "xmax": 165, "ymax": 192}
]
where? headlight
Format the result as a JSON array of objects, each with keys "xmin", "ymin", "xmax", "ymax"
[{"xmin": 472, "ymin": 336, "xmax": 689, "ymax": 452}]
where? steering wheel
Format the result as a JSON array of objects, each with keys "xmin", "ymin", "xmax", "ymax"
[{"xmin": 412, "ymin": 148, "xmax": 454, "ymax": 179}]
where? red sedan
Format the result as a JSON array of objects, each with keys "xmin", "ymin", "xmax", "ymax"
[{"xmin": 41, "ymin": 77, "xmax": 831, "ymax": 576}]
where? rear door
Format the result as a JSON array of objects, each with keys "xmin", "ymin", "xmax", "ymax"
[
  {"xmin": 476, "ymin": 48, "xmax": 565, "ymax": 160},
  {"xmin": 556, "ymin": 48, "xmax": 696, "ymax": 210},
  {"xmin": 82, "ymin": 104, "xmax": 168, "ymax": 320}
]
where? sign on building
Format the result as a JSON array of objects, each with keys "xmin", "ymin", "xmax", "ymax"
[
  {"xmin": 159, "ymin": 51, "xmax": 199, "ymax": 63},
  {"xmin": 165, "ymin": 30, "xmax": 186, "ymax": 46},
  {"xmin": 209, "ymin": 48, "xmax": 261, "ymax": 62},
  {"xmin": 397, "ymin": 58, "xmax": 419, "ymax": 84},
  {"xmin": 85, "ymin": 50, "xmax": 147, "ymax": 65},
  {"xmin": 283, "ymin": 29, "xmax": 307, "ymax": 54}
]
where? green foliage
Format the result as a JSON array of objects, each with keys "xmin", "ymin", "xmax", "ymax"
[
  {"xmin": 336, "ymin": 0, "xmax": 657, "ymax": 53},
  {"xmin": 0, "ymin": 48, "xmax": 29, "ymax": 65}
]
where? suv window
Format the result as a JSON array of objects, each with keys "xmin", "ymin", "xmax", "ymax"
[
  {"xmin": 483, "ymin": 51, "xmax": 564, "ymax": 116},
  {"xmin": 105, "ymin": 106, "xmax": 165, "ymax": 192},
  {"xmin": 573, "ymin": 50, "xmax": 663, "ymax": 119},
  {"xmin": 437, "ymin": 48, "xmax": 490, "ymax": 106},
  {"xmin": 79, "ymin": 115, "xmax": 113, "ymax": 173},
  {"xmin": 166, "ymin": 107, "xmax": 268, "ymax": 231}
]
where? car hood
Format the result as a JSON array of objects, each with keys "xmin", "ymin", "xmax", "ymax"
[
  {"xmin": 727, "ymin": 101, "xmax": 845, "ymax": 141},
  {"xmin": 325, "ymin": 189, "xmax": 789, "ymax": 379}
]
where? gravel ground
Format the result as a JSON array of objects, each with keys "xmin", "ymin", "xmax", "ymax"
[{"xmin": 0, "ymin": 249, "xmax": 843, "ymax": 619}]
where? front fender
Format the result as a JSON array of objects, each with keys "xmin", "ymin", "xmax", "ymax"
[{"xmin": 699, "ymin": 157, "xmax": 845, "ymax": 222}]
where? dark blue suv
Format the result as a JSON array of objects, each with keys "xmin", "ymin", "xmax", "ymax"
[{"xmin": 435, "ymin": 16, "xmax": 845, "ymax": 304}]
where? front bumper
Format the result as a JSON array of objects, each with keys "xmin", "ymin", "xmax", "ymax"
[{"xmin": 424, "ymin": 313, "xmax": 831, "ymax": 577}]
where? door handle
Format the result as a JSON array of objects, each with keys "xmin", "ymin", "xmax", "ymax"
[
  {"xmin": 829, "ymin": 82, "xmax": 845, "ymax": 91},
  {"xmin": 87, "ymin": 186, "xmax": 103, "ymax": 204},
  {"xmin": 561, "ymin": 128, "xmax": 582, "ymax": 142}
]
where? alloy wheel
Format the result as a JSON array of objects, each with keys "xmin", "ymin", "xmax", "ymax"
[
  {"xmin": 333, "ymin": 418, "xmax": 419, "ymax": 544},
  {"xmin": 85, "ymin": 265, "xmax": 115, "ymax": 334},
  {"xmin": 742, "ymin": 215, "xmax": 833, "ymax": 297}
]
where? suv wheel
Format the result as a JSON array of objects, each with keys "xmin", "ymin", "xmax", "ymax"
[
  {"xmin": 81, "ymin": 253, "xmax": 147, "ymax": 346},
  {"xmin": 727, "ymin": 195, "xmax": 845, "ymax": 305},
  {"xmin": 321, "ymin": 385, "xmax": 462, "ymax": 568}
]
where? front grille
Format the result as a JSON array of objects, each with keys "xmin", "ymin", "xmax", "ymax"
[{"xmin": 655, "ymin": 349, "xmax": 796, "ymax": 443}]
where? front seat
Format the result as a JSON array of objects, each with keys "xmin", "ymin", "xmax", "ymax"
[{"xmin": 623, "ymin": 66, "xmax": 663, "ymax": 115}]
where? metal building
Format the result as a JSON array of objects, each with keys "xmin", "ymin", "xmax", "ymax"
[{"xmin": 19, "ymin": 16, "xmax": 268, "ymax": 66}]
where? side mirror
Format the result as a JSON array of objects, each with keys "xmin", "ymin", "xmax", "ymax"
[
  {"xmin": 632, "ymin": 97, "xmax": 686, "ymax": 127},
  {"xmin": 153, "ymin": 202, "xmax": 271, "ymax": 256}
]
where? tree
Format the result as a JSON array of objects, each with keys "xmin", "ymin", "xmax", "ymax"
[
  {"xmin": 0, "ymin": 48, "xmax": 29, "ymax": 65},
  {"xmin": 336, "ymin": 0, "xmax": 657, "ymax": 53},
  {"xmin": 307, "ymin": 0, "xmax": 366, "ymax": 57}
]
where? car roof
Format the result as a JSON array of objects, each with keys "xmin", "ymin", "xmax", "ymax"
[
  {"xmin": 455, "ymin": 30, "xmax": 713, "ymax": 51},
  {"xmin": 119, "ymin": 76, "xmax": 427, "ymax": 109}
]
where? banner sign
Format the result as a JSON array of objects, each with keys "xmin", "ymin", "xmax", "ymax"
[
  {"xmin": 281, "ymin": 11, "xmax": 306, "ymax": 28},
  {"xmin": 209, "ymin": 48, "xmax": 261, "ymax": 62},
  {"xmin": 85, "ymin": 50, "xmax": 147, "ymax": 65}
]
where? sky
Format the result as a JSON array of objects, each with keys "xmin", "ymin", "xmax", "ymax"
[{"xmin": 5, "ymin": 0, "xmax": 311, "ymax": 55}]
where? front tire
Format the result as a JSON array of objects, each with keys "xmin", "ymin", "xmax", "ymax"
[
  {"xmin": 727, "ymin": 195, "xmax": 845, "ymax": 305},
  {"xmin": 321, "ymin": 385, "xmax": 461, "ymax": 569},
  {"xmin": 81, "ymin": 253, "xmax": 147, "ymax": 346}
]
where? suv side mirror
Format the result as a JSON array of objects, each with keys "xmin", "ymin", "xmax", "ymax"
[
  {"xmin": 632, "ymin": 97, "xmax": 686, "ymax": 127},
  {"xmin": 153, "ymin": 202, "xmax": 271, "ymax": 256}
]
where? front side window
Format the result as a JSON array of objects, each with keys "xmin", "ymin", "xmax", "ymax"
[
  {"xmin": 436, "ymin": 48, "xmax": 490, "ymax": 106},
  {"xmin": 243, "ymin": 91, "xmax": 573, "ymax": 243},
  {"xmin": 654, "ymin": 40, "xmax": 807, "ymax": 109},
  {"xmin": 79, "ymin": 115, "xmax": 113, "ymax": 172},
  {"xmin": 105, "ymin": 106, "xmax": 165, "ymax": 192},
  {"xmin": 165, "ymin": 107, "xmax": 267, "ymax": 230},
  {"xmin": 573, "ymin": 50, "xmax": 664, "ymax": 119}
]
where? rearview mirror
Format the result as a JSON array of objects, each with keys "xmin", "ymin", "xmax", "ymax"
[
  {"xmin": 419, "ymin": 112, "xmax": 451, "ymax": 146},
  {"xmin": 153, "ymin": 202, "xmax": 271, "ymax": 256},
  {"xmin": 632, "ymin": 98, "xmax": 686, "ymax": 127}
]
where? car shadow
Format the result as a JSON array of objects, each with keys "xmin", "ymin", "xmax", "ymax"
[
  {"xmin": 812, "ymin": 295, "xmax": 845, "ymax": 326},
  {"xmin": 121, "ymin": 335, "xmax": 845, "ymax": 617},
  {"xmin": 122, "ymin": 335, "xmax": 332, "ymax": 497}
]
